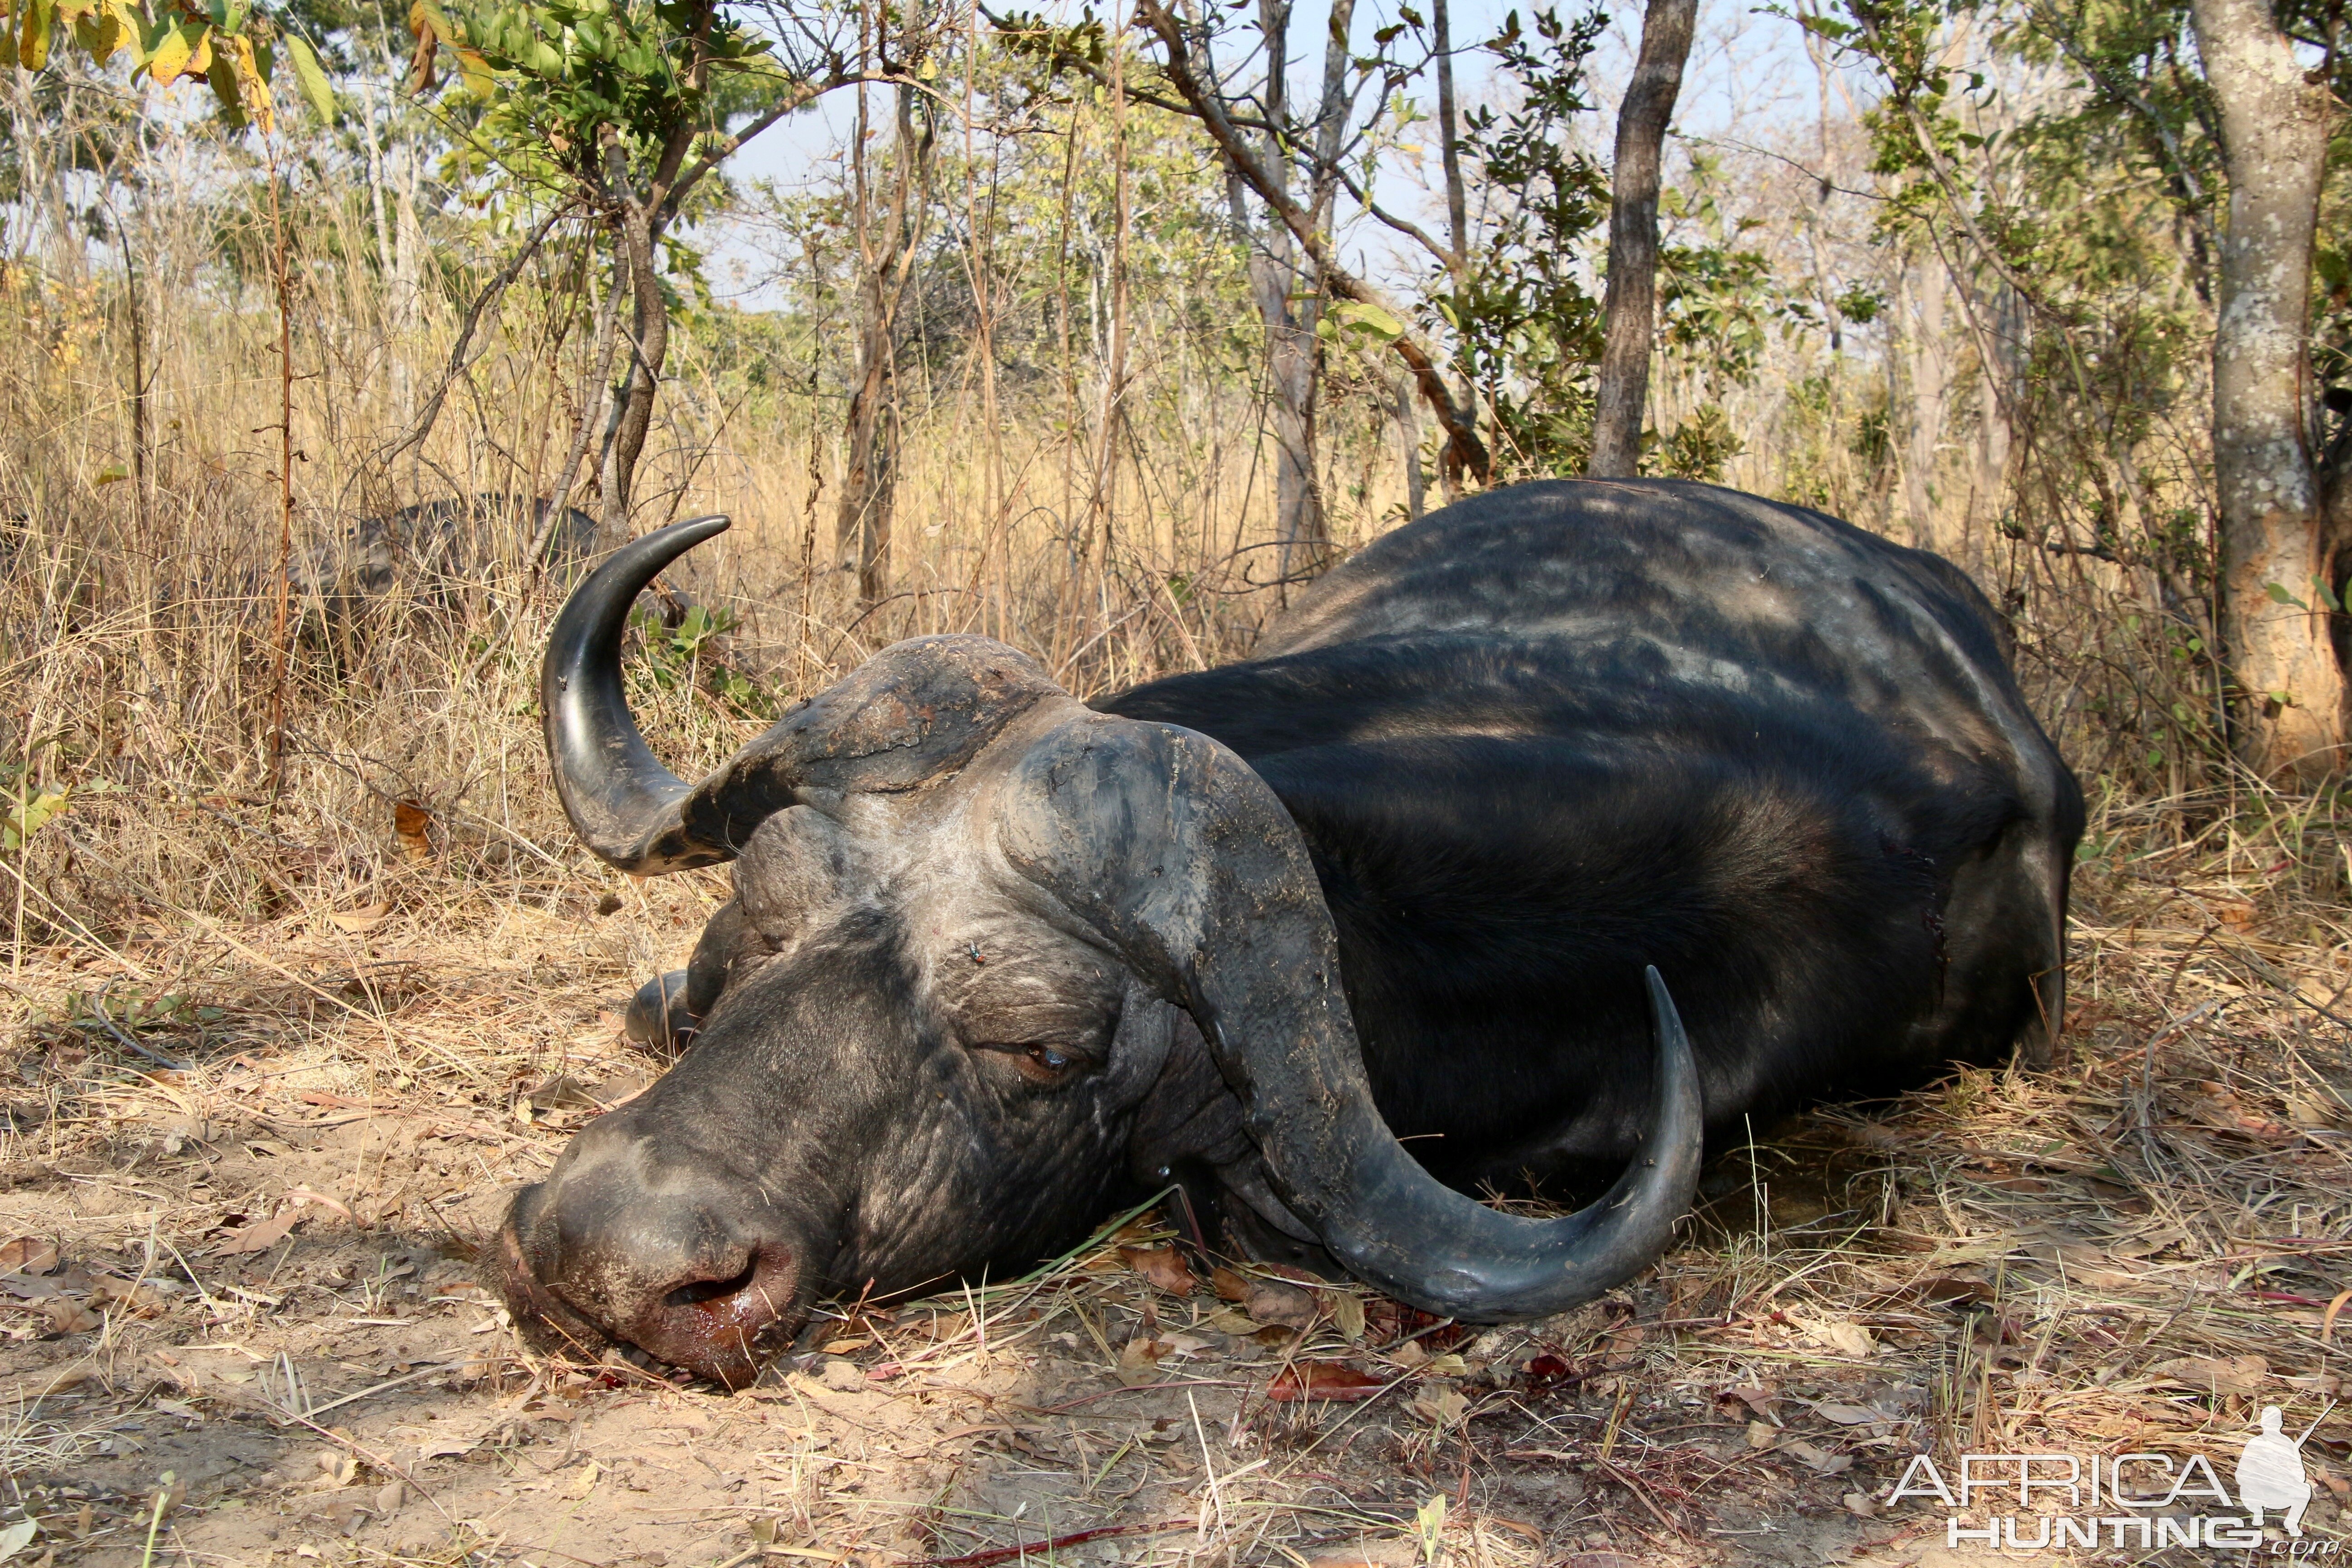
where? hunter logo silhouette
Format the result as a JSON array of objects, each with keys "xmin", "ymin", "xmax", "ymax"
[{"xmin": 2236, "ymin": 1405, "xmax": 2319, "ymax": 1536}]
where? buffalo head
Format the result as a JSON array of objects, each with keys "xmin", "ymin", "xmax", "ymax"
[{"xmin": 495, "ymin": 515, "xmax": 1704, "ymax": 1387}]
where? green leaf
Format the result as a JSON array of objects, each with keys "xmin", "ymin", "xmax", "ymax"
[
  {"xmin": 407, "ymin": 0, "xmax": 454, "ymax": 44},
  {"xmin": 1414, "ymin": 1495, "xmax": 1446, "ymax": 1563},
  {"xmin": 1328, "ymin": 299, "xmax": 1406, "ymax": 343},
  {"xmin": 2313, "ymin": 573, "xmax": 2344, "ymax": 614},
  {"xmin": 454, "ymin": 43, "xmax": 492, "ymax": 96},
  {"xmin": 3, "ymin": 787, "xmax": 70, "ymax": 853},
  {"xmin": 206, "ymin": 40, "xmax": 247, "ymax": 125},
  {"xmin": 2265, "ymin": 581, "xmax": 2308, "ymax": 610},
  {"xmin": 93, "ymin": 463, "xmax": 128, "ymax": 486},
  {"xmin": 285, "ymin": 32, "xmax": 337, "ymax": 122}
]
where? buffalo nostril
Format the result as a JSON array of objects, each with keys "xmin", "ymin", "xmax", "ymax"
[{"xmin": 663, "ymin": 1260, "xmax": 757, "ymax": 1309}]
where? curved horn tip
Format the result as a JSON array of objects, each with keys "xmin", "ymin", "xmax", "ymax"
[
  {"xmin": 1643, "ymin": 965, "xmax": 1698, "ymax": 1104},
  {"xmin": 542, "ymin": 513, "xmax": 738, "ymax": 875},
  {"xmin": 1315, "ymin": 962, "xmax": 1707, "ymax": 1325}
]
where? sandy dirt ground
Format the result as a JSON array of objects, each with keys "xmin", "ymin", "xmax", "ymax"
[{"xmin": 7, "ymin": 837, "xmax": 2352, "ymax": 1567}]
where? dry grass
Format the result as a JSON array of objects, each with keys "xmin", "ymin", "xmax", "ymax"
[{"xmin": 3, "ymin": 774, "xmax": 2351, "ymax": 1566}]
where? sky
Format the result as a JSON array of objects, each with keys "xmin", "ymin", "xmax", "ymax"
[{"xmin": 699, "ymin": 0, "xmax": 1848, "ymax": 310}]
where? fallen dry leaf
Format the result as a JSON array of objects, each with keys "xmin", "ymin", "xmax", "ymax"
[
  {"xmin": 1814, "ymin": 1402, "xmax": 1881, "ymax": 1426},
  {"xmin": 299, "ymin": 1490, "xmax": 370, "ymax": 1528},
  {"xmin": 1118, "ymin": 1245, "xmax": 1196, "ymax": 1296},
  {"xmin": 43, "ymin": 1298, "xmax": 100, "ymax": 1334},
  {"xmin": 34, "ymin": 1366, "xmax": 90, "ymax": 1396},
  {"xmin": 1245, "ymin": 1278, "xmax": 1318, "ymax": 1329},
  {"xmin": 1913, "ymin": 1274, "xmax": 1996, "ymax": 1307},
  {"xmin": 1209, "ymin": 1266, "xmax": 1250, "ymax": 1302},
  {"xmin": 526, "ymin": 1074, "xmax": 604, "ymax": 1112},
  {"xmin": 86, "ymin": 1275, "xmax": 167, "ymax": 1313},
  {"xmin": 392, "ymin": 800, "xmax": 434, "ymax": 864},
  {"xmin": 1814, "ymin": 1321, "xmax": 1875, "ymax": 1357},
  {"xmin": 1265, "ymin": 1362, "xmax": 1387, "ymax": 1402},
  {"xmin": 328, "ymin": 903, "xmax": 390, "ymax": 933},
  {"xmin": 283, "ymin": 1187, "xmax": 354, "ymax": 1224},
  {"xmin": 2150, "ymin": 1354, "xmax": 2267, "ymax": 1395},
  {"xmin": 213, "ymin": 1209, "xmax": 301, "ymax": 1256},
  {"xmin": 1409, "ymin": 1384, "xmax": 1470, "ymax": 1427},
  {"xmin": 1774, "ymin": 1436, "xmax": 1852, "ymax": 1475},
  {"xmin": 1303, "ymin": 1545, "xmax": 1419, "ymax": 1568},
  {"xmin": 0, "ymin": 1237, "xmax": 60, "ymax": 1276},
  {"xmin": 1328, "ymin": 1290, "xmax": 1367, "ymax": 1342}
]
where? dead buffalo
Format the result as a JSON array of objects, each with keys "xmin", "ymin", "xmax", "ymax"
[{"xmin": 495, "ymin": 480, "xmax": 2082, "ymax": 1387}]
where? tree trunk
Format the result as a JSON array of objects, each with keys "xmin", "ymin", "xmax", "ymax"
[
  {"xmin": 1901, "ymin": 260, "xmax": 1953, "ymax": 558},
  {"xmin": 598, "ymin": 194, "xmax": 668, "ymax": 544},
  {"xmin": 1432, "ymin": 0, "xmax": 1468, "ymax": 268},
  {"xmin": 1233, "ymin": 0, "xmax": 1328, "ymax": 589},
  {"xmin": 1431, "ymin": 0, "xmax": 1469, "ymax": 504},
  {"xmin": 546, "ymin": 241, "xmax": 623, "ymax": 555},
  {"xmin": 2321, "ymin": 399, "xmax": 2352, "ymax": 691},
  {"xmin": 2189, "ymin": 0, "xmax": 2339, "ymax": 779},
  {"xmin": 835, "ymin": 83, "xmax": 936, "ymax": 608},
  {"xmin": 1586, "ymin": 0, "xmax": 1697, "ymax": 479},
  {"xmin": 1963, "ymin": 276, "xmax": 2022, "ymax": 582},
  {"xmin": 1396, "ymin": 373, "xmax": 1426, "ymax": 519},
  {"xmin": 837, "ymin": 309, "xmax": 899, "ymax": 608}
]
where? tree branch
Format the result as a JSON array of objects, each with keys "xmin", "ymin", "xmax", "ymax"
[
  {"xmin": 374, "ymin": 202, "xmax": 572, "ymax": 470},
  {"xmin": 659, "ymin": 61, "xmax": 861, "ymax": 229},
  {"xmin": 1132, "ymin": 0, "xmax": 1489, "ymax": 481},
  {"xmin": 1327, "ymin": 152, "xmax": 1460, "ymax": 273}
]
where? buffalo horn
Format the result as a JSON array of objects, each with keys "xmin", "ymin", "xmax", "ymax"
[{"xmin": 542, "ymin": 514, "xmax": 738, "ymax": 874}]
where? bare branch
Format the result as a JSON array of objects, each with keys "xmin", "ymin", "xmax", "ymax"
[
  {"xmin": 1132, "ymin": 0, "xmax": 1489, "ymax": 480},
  {"xmin": 375, "ymin": 202, "xmax": 574, "ymax": 471}
]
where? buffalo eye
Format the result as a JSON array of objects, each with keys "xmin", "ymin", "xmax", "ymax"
[
  {"xmin": 971, "ymin": 1040, "xmax": 1087, "ymax": 1085},
  {"xmin": 1021, "ymin": 1044, "xmax": 1075, "ymax": 1082}
]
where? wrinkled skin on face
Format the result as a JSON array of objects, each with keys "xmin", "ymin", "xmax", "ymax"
[{"xmin": 496, "ymin": 715, "xmax": 1264, "ymax": 1387}]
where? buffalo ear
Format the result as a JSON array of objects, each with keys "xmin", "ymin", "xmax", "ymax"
[
  {"xmin": 625, "ymin": 971, "xmax": 696, "ymax": 1050},
  {"xmin": 992, "ymin": 711, "xmax": 1375, "ymax": 1206}
]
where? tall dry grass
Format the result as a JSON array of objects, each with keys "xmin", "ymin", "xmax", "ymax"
[
  {"xmin": 0, "ymin": 64, "xmax": 1448, "ymax": 946},
  {"xmin": 0, "ymin": 47, "xmax": 2299, "ymax": 965}
]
